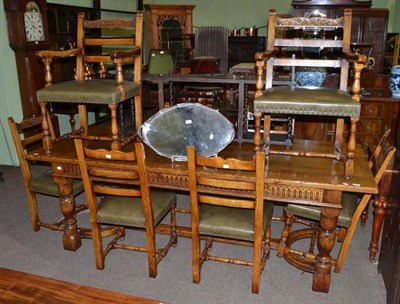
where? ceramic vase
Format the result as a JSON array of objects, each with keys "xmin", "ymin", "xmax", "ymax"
[{"xmin": 390, "ymin": 65, "xmax": 400, "ymax": 97}]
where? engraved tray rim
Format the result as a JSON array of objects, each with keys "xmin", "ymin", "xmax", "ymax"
[{"xmin": 138, "ymin": 103, "xmax": 235, "ymax": 161}]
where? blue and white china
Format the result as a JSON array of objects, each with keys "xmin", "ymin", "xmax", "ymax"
[
  {"xmin": 390, "ymin": 65, "xmax": 400, "ymax": 97},
  {"xmin": 296, "ymin": 69, "xmax": 327, "ymax": 87}
]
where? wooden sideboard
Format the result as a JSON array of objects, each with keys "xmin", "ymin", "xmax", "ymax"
[
  {"xmin": 294, "ymin": 89, "xmax": 400, "ymax": 153},
  {"xmin": 358, "ymin": 89, "xmax": 400, "ymax": 150}
]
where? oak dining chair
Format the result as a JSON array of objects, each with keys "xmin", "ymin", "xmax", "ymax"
[
  {"xmin": 8, "ymin": 115, "xmax": 85, "ymax": 232},
  {"xmin": 75, "ymin": 139, "xmax": 177, "ymax": 277},
  {"xmin": 278, "ymin": 129, "xmax": 396, "ymax": 273},
  {"xmin": 186, "ymin": 145, "xmax": 273, "ymax": 294}
]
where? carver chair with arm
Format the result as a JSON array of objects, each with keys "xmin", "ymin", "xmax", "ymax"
[
  {"xmin": 36, "ymin": 11, "xmax": 143, "ymax": 153},
  {"xmin": 278, "ymin": 129, "xmax": 396, "ymax": 273},
  {"xmin": 253, "ymin": 9, "xmax": 367, "ymax": 179},
  {"xmin": 186, "ymin": 145, "xmax": 274, "ymax": 294},
  {"xmin": 8, "ymin": 115, "xmax": 85, "ymax": 232},
  {"xmin": 75, "ymin": 139, "xmax": 177, "ymax": 277}
]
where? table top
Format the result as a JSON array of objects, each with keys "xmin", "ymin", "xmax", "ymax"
[
  {"xmin": 142, "ymin": 73, "xmax": 257, "ymax": 84},
  {"xmin": 26, "ymin": 136, "xmax": 377, "ymax": 206}
]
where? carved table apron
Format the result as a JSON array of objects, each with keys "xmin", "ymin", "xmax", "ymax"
[{"xmin": 26, "ymin": 139, "xmax": 377, "ymax": 293}]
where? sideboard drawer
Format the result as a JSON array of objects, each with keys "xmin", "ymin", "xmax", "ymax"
[
  {"xmin": 357, "ymin": 119, "xmax": 382, "ymax": 135},
  {"xmin": 361, "ymin": 103, "xmax": 384, "ymax": 118}
]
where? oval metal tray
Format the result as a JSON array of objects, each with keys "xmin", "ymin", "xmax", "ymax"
[{"xmin": 138, "ymin": 103, "xmax": 235, "ymax": 161}]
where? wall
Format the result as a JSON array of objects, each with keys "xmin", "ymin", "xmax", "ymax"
[{"xmin": 0, "ymin": 0, "xmax": 398, "ymax": 165}]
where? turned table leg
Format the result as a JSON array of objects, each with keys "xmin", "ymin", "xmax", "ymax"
[
  {"xmin": 52, "ymin": 175, "xmax": 82, "ymax": 251},
  {"xmin": 312, "ymin": 190, "xmax": 341, "ymax": 293},
  {"xmin": 369, "ymin": 194, "xmax": 388, "ymax": 261}
]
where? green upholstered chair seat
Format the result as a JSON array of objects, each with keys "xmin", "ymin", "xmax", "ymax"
[
  {"xmin": 287, "ymin": 192, "xmax": 358, "ymax": 228},
  {"xmin": 199, "ymin": 202, "xmax": 274, "ymax": 242},
  {"xmin": 97, "ymin": 190, "xmax": 176, "ymax": 227},
  {"xmin": 36, "ymin": 79, "xmax": 140, "ymax": 105},
  {"xmin": 29, "ymin": 173, "xmax": 84, "ymax": 197},
  {"xmin": 254, "ymin": 87, "xmax": 361, "ymax": 117}
]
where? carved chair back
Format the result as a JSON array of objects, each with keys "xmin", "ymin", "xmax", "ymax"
[
  {"xmin": 261, "ymin": 9, "xmax": 354, "ymax": 92},
  {"xmin": 75, "ymin": 139, "xmax": 177, "ymax": 277},
  {"xmin": 186, "ymin": 145, "xmax": 273, "ymax": 293},
  {"xmin": 8, "ymin": 115, "xmax": 85, "ymax": 232}
]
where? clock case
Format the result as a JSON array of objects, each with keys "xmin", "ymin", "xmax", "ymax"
[
  {"xmin": 4, "ymin": 0, "xmax": 49, "ymax": 51},
  {"xmin": 4, "ymin": 0, "xmax": 50, "ymax": 119}
]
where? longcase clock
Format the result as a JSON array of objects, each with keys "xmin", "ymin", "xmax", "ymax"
[{"xmin": 3, "ymin": 0, "xmax": 50, "ymax": 119}]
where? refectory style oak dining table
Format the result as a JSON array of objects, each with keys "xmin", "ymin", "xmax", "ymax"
[{"xmin": 25, "ymin": 133, "xmax": 377, "ymax": 293}]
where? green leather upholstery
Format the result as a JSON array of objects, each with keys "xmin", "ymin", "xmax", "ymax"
[
  {"xmin": 254, "ymin": 87, "xmax": 361, "ymax": 117},
  {"xmin": 199, "ymin": 202, "xmax": 274, "ymax": 241},
  {"xmin": 29, "ymin": 173, "xmax": 84, "ymax": 197},
  {"xmin": 97, "ymin": 190, "xmax": 176, "ymax": 227},
  {"xmin": 286, "ymin": 192, "xmax": 358, "ymax": 228},
  {"xmin": 36, "ymin": 79, "xmax": 140, "ymax": 105}
]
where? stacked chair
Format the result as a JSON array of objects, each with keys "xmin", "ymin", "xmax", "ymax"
[
  {"xmin": 252, "ymin": 9, "xmax": 367, "ymax": 179},
  {"xmin": 35, "ymin": 11, "xmax": 144, "ymax": 152}
]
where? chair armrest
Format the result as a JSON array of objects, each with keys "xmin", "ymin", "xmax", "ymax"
[
  {"xmin": 36, "ymin": 48, "xmax": 82, "ymax": 86},
  {"xmin": 342, "ymin": 52, "xmax": 368, "ymax": 101},
  {"xmin": 110, "ymin": 47, "xmax": 141, "ymax": 61},
  {"xmin": 342, "ymin": 51, "xmax": 367, "ymax": 65},
  {"xmin": 254, "ymin": 50, "xmax": 275, "ymax": 97},
  {"xmin": 255, "ymin": 50, "xmax": 276, "ymax": 62},
  {"xmin": 36, "ymin": 48, "xmax": 82, "ymax": 59},
  {"xmin": 111, "ymin": 47, "xmax": 141, "ymax": 85}
]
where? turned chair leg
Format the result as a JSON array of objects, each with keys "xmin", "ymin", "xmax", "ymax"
[
  {"xmin": 278, "ymin": 209, "xmax": 294, "ymax": 257},
  {"xmin": 361, "ymin": 202, "xmax": 370, "ymax": 226}
]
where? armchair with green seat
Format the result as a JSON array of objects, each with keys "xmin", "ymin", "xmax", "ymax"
[
  {"xmin": 35, "ymin": 11, "xmax": 143, "ymax": 153},
  {"xmin": 253, "ymin": 9, "xmax": 367, "ymax": 179}
]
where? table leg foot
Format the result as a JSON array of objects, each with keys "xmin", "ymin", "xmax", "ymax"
[{"xmin": 53, "ymin": 175, "xmax": 82, "ymax": 251}]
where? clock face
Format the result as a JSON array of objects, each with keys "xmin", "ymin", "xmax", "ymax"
[{"xmin": 24, "ymin": 2, "xmax": 45, "ymax": 42}]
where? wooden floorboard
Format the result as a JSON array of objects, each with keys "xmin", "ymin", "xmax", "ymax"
[{"xmin": 0, "ymin": 268, "xmax": 165, "ymax": 304}]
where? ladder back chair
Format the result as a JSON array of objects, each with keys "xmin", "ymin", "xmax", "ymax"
[
  {"xmin": 186, "ymin": 146, "xmax": 273, "ymax": 294},
  {"xmin": 75, "ymin": 139, "xmax": 177, "ymax": 277},
  {"xmin": 253, "ymin": 9, "xmax": 367, "ymax": 179},
  {"xmin": 36, "ymin": 11, "xmax": 144, "ymax": 153},
  {"xmin": 8, "ymin": 115, "xmax": 85, "ymax": 232},
  {"xmin": 278, "ymin": 129, "xmax": 396, "ymax": 273}
]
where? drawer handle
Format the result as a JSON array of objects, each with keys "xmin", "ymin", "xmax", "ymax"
[{"xmin": 367, "ymin": 108, "xmax": 374, "ymax": 114}]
